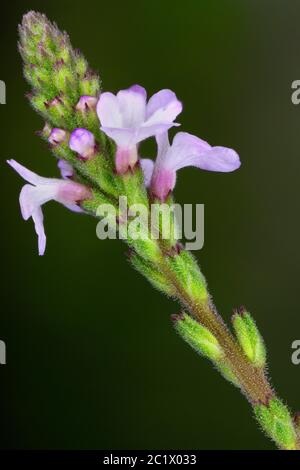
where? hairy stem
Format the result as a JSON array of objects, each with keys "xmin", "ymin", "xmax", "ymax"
[{"xmin": 157, "ymin": 248, "xmax": 299, "ymax": 450}]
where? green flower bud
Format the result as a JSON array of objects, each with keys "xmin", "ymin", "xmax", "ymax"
[
  {"xmin": 167, "ymin": 250, "xmax": 208, "ymax": 303},
  {"xmin": 255, "ymin": 398, "xmax": 297, "ymax": 450},
  {"xmin": 79, "ymin": 73, "xmax": 100, "ymax": 97},
  {"xmin": 173, "ymin": 313, "xmax": 223, "ymax": 362},
  {"xmin": 232, "ymin": 308, "xmax": 266, "ymax": 368}
]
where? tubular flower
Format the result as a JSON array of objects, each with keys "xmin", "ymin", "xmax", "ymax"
[
  {"xmin": 96, "ymin": 84, "xmax": 182, "ymax": 174},
  {"xmin": 141, "ymin": 132, "xmax": 240, "ymax": 201},
  {"xmin": 7, "ymin": 159, "xmax": 91, "ymax": 255}
]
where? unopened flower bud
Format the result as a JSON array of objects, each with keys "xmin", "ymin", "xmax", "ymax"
[
  {"xmin": 255, "ymin": 398, "xmax": 297, "ymax": 450},
  {"xmin": 173, "ymin": 312, "xmax": 223, "ymax": 362},
  {"xmin": 58, "ymin": 159, "xmax": 73, "ymax": 179},
  {"xmin": 48, "ymin": 128, "xmax": 68, "ymax": 145},
  {"xmin": 232, "ymin": 309, "xmax": 266, "ymax": 368},
  {"xmin": 75, "ymin": 95, "xmax": 98, "ymax": 112},
  {"xmin": 69, "ymin": 128, "xmax": 95, "ymax": 160}
]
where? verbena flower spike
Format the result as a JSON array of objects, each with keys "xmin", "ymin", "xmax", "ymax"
[{"xmin": 10, "ymin": 11, "xmax": 300, "ymax": 450}]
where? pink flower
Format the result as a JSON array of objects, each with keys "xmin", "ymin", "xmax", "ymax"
[
  {"xmin": 7, "ymin": 159, "xmax": 91, "ymax": 255},
  {"xmin": 96, "ymin": 84, "xmax": 182, "ymax": 174},
  {"xmin": 69, "ymin": 128, "xmax": 96, "ymax": 160},
  {"xmin": 141, "ymin": 132, "xmax": 240, "ymax": 201}
]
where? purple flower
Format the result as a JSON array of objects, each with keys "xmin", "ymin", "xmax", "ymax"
[
  {"xmin": 7, "ymin": 159, "xmax": 91, "ymax": 255},
  {"xmin": 96, "ymin": 84, "xmax": 182, "ymax": 174},
  {"xmin": 75, "ymin": 95, "xmax": 98, "ymax": 112},
  {"xmin": 48, "ymin": 128, "xmax": 68, "ymax": 146},
  {"xmin": 141, "ymin": 132, "xmax": 240, "ymax": 201},
  {"xmin": 69, "ymin": 128, "xmax": 95, "ymax": 160}
]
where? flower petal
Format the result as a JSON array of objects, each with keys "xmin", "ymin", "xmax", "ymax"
[
  {"xmin": 140, "ymin": 159, "xmax": 154, "ymax": 187},
  {"xmin": 62, "ymin": 203, "xmax": 84, "ymax": 213},
  {"xmin": 164, "ymin": 132, "xmax": 240, "ymax": 172},
  {"xmin": 100, "ymin": 126, "xmax": 138, "ymax": 147},
  {"xmin": 96, "ymin": 92, "xmax": 123, "ymax": 128},
  {"xmin": 198, "ymin": 146, "xmax": 241, "ymax": 172},
  {"xmin": 155, "ymin": 132, "xmax": 171, "ymax": 166},
  {"xmin": 19, "ymin": 184, "xmax": 57, "ymax": 220},
  {"xmin": 116, "ymin": 85, "xmax": 147, "ymax": 128},
  {"xmin": 7, "ymin": 159, "xmax": 48, "ymax": 185},
  {"xmin": 32, "ymin": 206, "xmax": 46, "ymax": 256},
  {"xmin": 146, "ymin": 89, "xmax": 182, "ymax": 126},
  {"xmin": 135, "ymin": 123, "xmax": 174, "ymax": 144}
]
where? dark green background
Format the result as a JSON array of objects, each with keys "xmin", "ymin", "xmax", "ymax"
[{"xmin": 1, "ymin": 0, "xmax": 300, "ymax": 450}]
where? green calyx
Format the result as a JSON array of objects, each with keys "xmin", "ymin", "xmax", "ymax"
[
  {"xmin": 173, "ymin": 312, "xmax": 240, "ymax": 387},
  {"xmin": 232, "ymin": 310, "xmax": 266, "ymax": 368},
  {"xmin": 130, "ymin": 252, "xmax": 175, "ymax": 296},
  {"xmin": 173, "ymin": 313, "xmax": 223, "ymax": 362},
  {"xmin": 167, "ymin": 250, "xmax": 208, "ymax": 303},
  {"xmin": 255, "ymin": 398, "xmax": 298, "ymax": 450}
]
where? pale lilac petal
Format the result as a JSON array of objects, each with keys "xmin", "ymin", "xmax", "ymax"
[
  {"xmin": 97, "ymin": 92, "xmax": 123, "ymax": 128},
  {"xmin": 135, "ymin": 123, "xmax": 174, "ymax": 144},
  {"xmin": 58, "ymin": 159, "xmax": 73, "ymax": 179},
  {"xmin": 7, "ymin": 159, "xmax": 48, "ymax": 185},
  {"xmin": 163, "ymin": 132, "xmax": 240, "ymax": 172},
  {"xmin": 140, "ymin": 159, "xmax": 154, "ymax": 187},
  {"xmin": 62, "ymin": 203, "xmax": 84, "ymax": 213},
  {"xmin": 102, "ymin": 123, "xmax": 174, "ymax": 147},
  {"xmin": 128, "ymin": 84, "xmax": 147, "ymax": 99},
  {"xmin": 19, "ymin": 184, "xmax": 57, "ymax": 220},
  {"xmin": 155, "ymin": 132, "xmax": 171, "ymax": 166},
  {"xmin": 100, "ymin": 127, "xmax": 137, "ymax": 147},
  {"xmin": 32, "ymin": 207, "xmax": 46, "ymax": 256},
  {"xmin": 194, "ymin": 146, "xmax": 241, "ymax": 172},
  {"xmin": 145, "ymin": 89, "xmax": 182, "ymax": 126},
  {"xmin": 116, "ymin": 85, "xmax": 147, "ymax": 128}
]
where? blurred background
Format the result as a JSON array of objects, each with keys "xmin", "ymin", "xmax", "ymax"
[{"xmin": 1, "ymin": 0, "xmax": 300, "ymax": 450}]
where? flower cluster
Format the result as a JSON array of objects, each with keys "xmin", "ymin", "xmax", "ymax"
[
  {"xmin": 8, "ymin": 84, "xmax": 240, "ymax": 254},
  {"xmin": 97, "ymin": 85, "xmax": 240, "ymax": 199}
]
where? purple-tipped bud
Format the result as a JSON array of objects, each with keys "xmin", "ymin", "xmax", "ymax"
[
  {"xmin": 171, "ymin": 312, "xmax": 185, "ymax": 323},
  {"xmin": 69, "ymin": 128, "xmax": 95, "ymax": 160},
  {"xmin": 75, "ymin": 95, "xmax": 97, "ymax": 112},
  {"xmin": 48, "ymin": 128, "xmax": 68, "ymax": 145}
]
